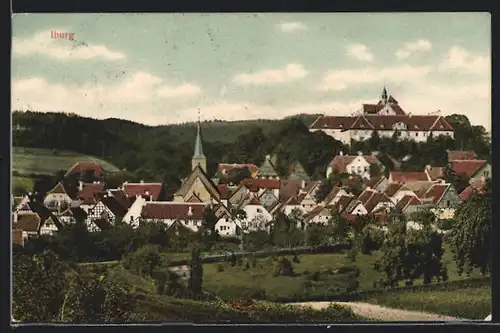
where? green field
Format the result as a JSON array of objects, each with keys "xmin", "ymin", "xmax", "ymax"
[
  {"xmin": 202, "ymin": 244, "xmax": 486, "ymax": 301},
  {"xmin": 362, "ymin": 280, "xmax": 491, "ymax": 320},
  {"xmin": 12, "ymin": 146, "xmax": 121, "ymax": 176}
]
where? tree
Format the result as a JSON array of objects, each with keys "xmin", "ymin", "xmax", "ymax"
[
  {"xmin": 448, "ymin": 179, "xmax": 491, "ymax": 276},
  {"xmin": 122, "ymin": 244, "xmax": 163, "ymax": 277},
  {"xmin": 12, "ymin": 250, "xmax": 70, "ymax": 322},
  {"xmin": 329, "ymin": 211, "xmax": 352, "ymax": 243},
  {"xmin": 188, "ymin": 246, "xmax": 203, "ymax": 295},
  {"xmin": 442, "ymin": 164, "xmax": 470, "ymax": 194},
  {"xmin": 369, "ymin": 163, "xmax": 382, "ymax": 178},
  {"xmin": 201, "ymin": 205, "xmax": 219, "ymax": 250},
  {"xmin": 375, "ymin": 212, "xmax": 447, "ymax": 287}
]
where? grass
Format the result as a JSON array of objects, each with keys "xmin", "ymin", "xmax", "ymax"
[
  {"xmin": 361, "ymin": 279, "xmax": 491, "ymax": 320},
  {"xmin": 12, "ymin": 176, "xmax": 34, "ymax": 193},
  {"xmin": 12, "ymin": 146, "xmax": 121, "ymax": 176},
  {"xmin": 202, "ymin": 244, "xmax": 486, "ymax": 301}
]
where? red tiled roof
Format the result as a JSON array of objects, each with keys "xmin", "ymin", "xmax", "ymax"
[
  {"xmin": 312, "ymin": 114, "xmax": 454, "ymax": 132},
  {"xmin": 358, "ymin": 189, "xmax": 376, "ymax": 204},
  {"xmin": 123, "ymin": 183, "xmax": 163, "ymax": 200},
  {"xmin": 384, "ymin": 183, "xmax": 404, "ymax": 197},
  {"xmin": 364, "ymin": 192, "xmax": 392, "ymax": 213},
  {"xmin": 331, "ymin": 195, "xmax": 354, "ymax": 213},
  {"xmin": 218, "ymin": 163, "xmax": 259, "ymax": 176},
  {"xmin": 396, "ymin": 195, "xmax": 422, "ymax": 211},
  {"xmin": 390, "ymin": 171, "xmax": 430, "ymax": 183},
  {"xmin": 109, "ymin": 190, "xmax": 133, "ymax": 209},
  {"xmin": 217, "ymin": 184, "xmax": 229, "ymax": 200},
  {"xmin": 459, "ymin": 180, "xmax": 485, "ymax": 201},
  {"xmin": 422, "ymin": 184, "xmax": 449, "ymax": 205},
  {"xmin": 279, "ymin": 180, "xmax": 318, "ymax": 201},
  {"xmin": 449, "ymin": 160, "xmax": 488, "ymax": 179},
  {"xmin": 78, "ymin": 183, "xmax": 105, "ymax": 205},
  {"xmin": 341, "ymin": 176, "xmax": 363, "ymax": 187},
  {"xmin": 65, "ymin": 162, "xmax": 104, "ymax": 178},
  {"xmin": 447, "ymin": 151, "xmax": 478, "ymax": 162},
  {"xmin": 364, "ymin": 175, "xmax": 384, "ymax": 189},
  {"xmin": 241, "ymin": 178, "xmax": 280, "ymax": 192},
  {"xmin": 12, "ymin": 229, "xmax": 24, "ymax": 245},
  {"xmin": 13, "ymin": 213, "xmax": 41, "ymax": 232},
  {"xmin": 323, "ymin": 185, "xmax": 342, "ymax": 205},
  {"xmin": 141, "ymin": 202, "xmax": 206, "ymax": 220},
  {"xmin": 329, "ymin": 155, "xmax": 381, "ymax": 172}
]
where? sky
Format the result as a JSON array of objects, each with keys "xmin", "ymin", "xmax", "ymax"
[{"xmin": 11, "ymin": 13, "xmax": 491, "ymax": 131}]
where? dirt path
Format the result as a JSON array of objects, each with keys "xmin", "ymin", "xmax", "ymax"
[{"xmin": 290, "ymin": 301, "xmax": 469, "ymax": 321}]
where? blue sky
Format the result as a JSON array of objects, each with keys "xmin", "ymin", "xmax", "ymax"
[{"xmin": 11, "ymin": 13, "xmax": 491, "ymax": 130}]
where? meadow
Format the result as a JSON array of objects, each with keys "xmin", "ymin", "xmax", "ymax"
[{"xmin": 12, "ymin": 146, "xmax": 121, "ymax": 176}]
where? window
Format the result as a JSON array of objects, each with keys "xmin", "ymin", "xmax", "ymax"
[
  {"xmin": 242, "ymin": 222, "xmax": 247, "ymax": 228},
  {"xmin": 440, "ymin": 125, "xmax": 444, "ymax": 129},
  {"xmin": 257, "ymin": 208, "xmax": 261, "ymax": 213},
  {"xmin": 364, "ymin": 166, "xmax": 368, "ymax": 172},
  {"xmin": 184, "ymin": 220, "xmax": 189, "ymax": 225},
  {"xmin": 380, "ymin": 124, "xmax": 384, "ymax": 128},
  {"xmin": 415, "ymin": 132, "xmax": 419, "ymax": 137},
  {"xmin": 352, "ymin": 130, "xmax": 358, "ymax": 135},
  {"xmin": 360, "ymin": 124, "xmax": 364, "ymax": 128},
  {"xmin": 484, "ymin": 171, "xmax": 490, "ymax": 178},
  {"xmin": 360, "ymin": 137, "xmax": 364, "ymax": 141},
  {"xmin": 446, "ymin": 200, "xmax": 450, "ymax": 208}
]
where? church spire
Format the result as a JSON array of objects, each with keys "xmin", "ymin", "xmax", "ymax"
[
  {"xmin": 381, "ymin": 86, "xmax": 388, "ymax": 104},
  {"xmin": 192, "ymin": 110, "xmax": 207, "ymax": 172}
]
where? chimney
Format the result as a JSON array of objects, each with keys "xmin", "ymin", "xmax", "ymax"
[
  {"xmin": 187, "ymin": 206, "xmax": 193, "ymax": 216},
  {"xmin": 301, "ymin": 180, "xmax": 306, "ymax": 189},
  {"xmin": 140, "ymin": 180, "xmax": 144, "ymax": 184},
  {"xmin": 408, "ymin": 112, "xmax": 412, "ymax": 117},
  {"xmin": 358, "ymin": 151, "xmax": 363, "ymax": 156},
  {"xmin": 79, "ymin": 181, "xmax": 84, "ymax": 191},
  {"xmin": 339, "ymin": 151, "xmax": 343, "ymax": 156}
]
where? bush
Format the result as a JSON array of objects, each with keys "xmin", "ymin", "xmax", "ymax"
[
  {"xmin": 360, "ymin": 227, "xmax": 385, "ymax": 254},
  {"xmin": 216, "ymin": 263, "xmax": 225, "ymax": 272},
  {"xmin": 272, "ymin": 258, "xmax": 295, "ymax": 277},
  {"xmin": 437, "ymin": 219, "xmax": 455, "ymax": 231},
  {"xmin": 122, "ymin": 245, "xmax": 163, "ymax": 278},
  {"xmin": 306, "ymin": 271, "xmax": 321, "ymax": 281}
]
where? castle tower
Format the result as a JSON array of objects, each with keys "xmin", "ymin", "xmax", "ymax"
[{"xmin": 192, "ymin": 111, "xmax": 207, "ymax": 172}]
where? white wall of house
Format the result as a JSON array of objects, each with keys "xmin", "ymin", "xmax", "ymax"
[
  {"xmin": 283, "ymin": 204, "xmax": 306, "ymax": 216},
  {"xmin": 472, "ymin": 163, "xmax": 492, "ymax": 181},
  {"xmin": 43, "ymin": 193, "xmax": 72, "ymax": 208},
  {"xmin": 40, "ymin": 220, "xmax": 58, "ymax": 236},
  {"xmin": 431, "ymin": 207, "xmax": 456, "ymax": 220},
  {"xmin": 215, "ymin": 218, "xmax": 241, "ymax": 237},
  {"xmin": 241, "ymin": 204, "xmax": 273, "ymax": 232},
  {"xmin": 346, "ymin": 156, "xmax": 372, "ymax": 179},
  {"xmin": 123, "ymin": 196, "xmax": 146, "ymax": 226},
  {"xmin": 371, "ymin": 201, "xmax": 394, "ymax": 214},
  {"xmin": 351, "ymin": 203, "xmax": 368, "ymax": 215},
  {"xmin": 308, "ymin": 210, "xmax": 330, "ymax": 224}
]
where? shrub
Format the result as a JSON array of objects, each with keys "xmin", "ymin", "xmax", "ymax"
[
  {"xmin": 306, "ymin": 271, "xmax": 321, "ymax": 281},
  {"xmin": 122, "ymin": 245, "xmax": 163, "ymax": 278},
  {"xmin": 272, "ymin": 258, "xmax": 295, "ymax": 277},
  {"xmin": 437, "ymin": 219, "xmax": 455, "ymax": 231},
  {"xmin": 216, "ymin": 263, "xmax": 225, "ymax": 273}
]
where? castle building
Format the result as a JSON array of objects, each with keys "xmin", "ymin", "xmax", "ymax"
[{"xmin": 309, "ymin": 87, "xmax": 455, "ymax": 145}]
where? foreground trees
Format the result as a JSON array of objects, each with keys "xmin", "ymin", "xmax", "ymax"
[{"xmin": 448, "ymin": 179, "xmax": 492, "ymax": 276}]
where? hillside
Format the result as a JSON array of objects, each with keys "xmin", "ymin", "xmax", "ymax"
[{"xmin": 12, "ymin": 147, "xmax": 122, "ymax": 176}]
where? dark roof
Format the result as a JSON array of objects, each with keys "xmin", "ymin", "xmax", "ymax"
[
  {"xmin": 65, "ymin": 162, "xmax": 104, "ymax": 178},
  {"xmin": 101, "ymin": 195, "xmax": 128, "ymax": 217},
  {"xmin": 14, "ymin": 213, "xmax": 41, "ymax": 232},
  {"xmin": 123, "ymin": 183, "xmax": 163, "ymax": 200}
]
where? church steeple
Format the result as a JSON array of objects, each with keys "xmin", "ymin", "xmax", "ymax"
[
  {"xmin": 381, "ymin": 86, "xmax": 388, "ymax": 104},
  {"xmin": 192, "ymin": 110, "xmax": 207, "ymax": 172}
]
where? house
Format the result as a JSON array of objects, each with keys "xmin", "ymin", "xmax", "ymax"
[
  {"xmin": 258, "ymin": 189, "xmax": 280, "ymax": 211},
  {"xmin": 328, "ymin": 195, "xmax": 354, "ymax": 215},
  {"xmin": 459, "ymin": 179, "xmax": 486, "ymax": 201},
  {"xmin": 388, "ymin": 171, "xmax": 430, "ymax": 183},
  {"xmin": 85, "ymin": 193, "xmax": 130, "ymax": 232},
  {"xmin": 309, "ymin": 88, "xmax": 455, "ymax": 145},
  {"xmin": 122, "ymin": 181, "xmax": 164, "ymax": 201},
  {"xmin": 344, "ymin": 199, "xmax": 368, "ymax": 216},
  {"xmin": 364, "ymin": 192, "xmax": 394, "ymax": 214},
  {"xmin": 447, "ymin": 150, "xmax": 478, "ymax": 162},
  {"xmin": 241, "ymin": 178, "xmax": 281, "ymax": 198},
  {"xmin": 326, "ymin": 152, "xmax": 384, "ymax": 179},
  {"xmin": 227, "ymin": 184, "xmax": 251, "ymax": 208},
  {"xmin": 43, "ymin": 182, "xmax": 72, "ymax": 212},
  {"xmin": 257, "ymin": 155, "xmax": 280, "ymax": 179},
  {"xmin": 395, "ymin": 195, "xmax": 423, "ymax": 215},
  {"xmin": 364, "ymin": 176, "xmax": 389, "ymax": 193},
  {"xmin": 174, "ymin": 165, "xmax": 221, "ymax": 204},
  {"xmin": 65, "ymin": 162, "xmax": 104, "ymax": 179},
  {"xmin": 140, "ymin": 202, "xmax": 207, "ymax": 232},
  {"xmin": 449, "ymin": 160, "xmax": 491, "ymax": 182},
  {"xmin": 76, "ymin": 181, "xmax": 106, "ymax": 212},
  {"xmin": 303, "ymin": 205, "xmax": 332, "ymax": 225},
  {"xmin": 239, "ymin": 202, "xmax": 274, "ymax": 232},
  {"xmin": 12, "ymin": 229, "xmax": 24, "ymax": 246},
  {"xmin": 216, "ymin": 163, "xmax": 259, "ymax": 184},
  {"xmin": 288, "ymin": 161, "xmax": 310, "ymax": 180},
  {"xmin": 424, "ymin": 165, "xmax": 445, "ymax": 181},
  {"xmin": 421, "ymin": 183, "xmax": 461, "ymax": 219},
  {"xmin": 13, "ymin": 213, "xmax": 41, "ymax": 239},
  {"xmin": 323, "ymin": 185, "xmax": 351, "ymax": 206},
  {"xmin": 384, "ymin": 183, "xmax": 417, "ymax": 204},
  {"xmin": 214, "ymin": 204, "xmax": 243, "ymax": 238}
]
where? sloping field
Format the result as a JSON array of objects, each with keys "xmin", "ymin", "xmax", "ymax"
[{"xmin": 12, "ymin": 146, "xmax": 121, "ymax": 176}]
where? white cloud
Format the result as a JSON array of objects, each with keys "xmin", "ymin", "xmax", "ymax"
[
  {"xmin": 318, "ymin": 65, "xmax": 432, "ymax": 91},
  {"xmin": 346, "ymin": 44, "xmax": 374, "ymax": 62},
  {"xmin": 277, "ymin": 21, "xmax": 307, "ymax": 32},
  {"xmin": 12, "ymin": 29, "xmax": 125, "ymax": 61},
  {"xmin": 12, "ymin": 72, "xmax": 201, "ymax": 125},
  {"xmin": 396, "ymin": 39, "xmax": 432, "ymax": 60},
  {"xmin": 439, "ymin": 46, "xmax": 490, "ymax": 74},
  {"xmin": 233, "ymin": 63, "xmax": 308, "ymax": 85}
]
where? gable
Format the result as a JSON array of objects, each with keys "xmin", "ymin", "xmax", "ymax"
[
  {"xmin": 288, "ymin": 162, "xmax": 310, "ymax": 180},
  {"xmin": 258, "ymin": 158, "xmax": 279, "ymax": 178},
  {"xmin": 175, "ymin": 166, "xmax": 220, "ymax": 200}
]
